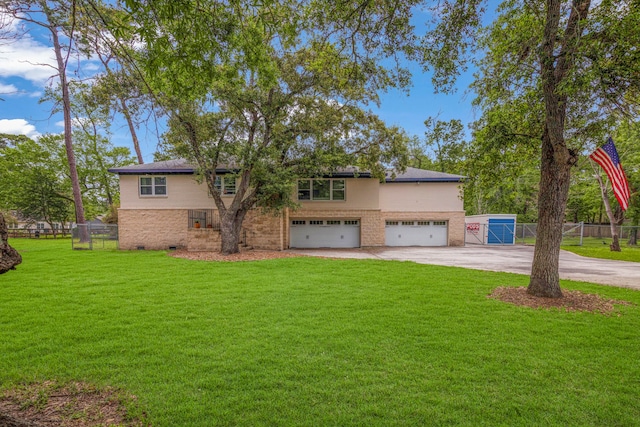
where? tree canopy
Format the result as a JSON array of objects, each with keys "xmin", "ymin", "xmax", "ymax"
[
  {"xmin": 113, "ymin": 0, "xmax": 425, "ymax": 253},
  {"xmin": 428, "ymin": 0, "xmax": 640, "ymax": 297}
]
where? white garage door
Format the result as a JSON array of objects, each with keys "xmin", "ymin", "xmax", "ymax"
[
  {"xmin": 385, "ymin": 220, "xmax": 448, "ymax": 246},
  {"xmin": 290, "ymin": 219, "xmax": 360, "ymax": 248}
]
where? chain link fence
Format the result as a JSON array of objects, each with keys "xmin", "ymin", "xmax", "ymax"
[
  {"xmin": 71, "ymin": 224, "xmax": 119, "ymax": 250},
  {"xmin": 515, "ymin": 223, "xmax": 640, "ymax": 247}
]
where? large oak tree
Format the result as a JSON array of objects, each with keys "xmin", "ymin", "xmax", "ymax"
[
  {"xmin": 429, "ymin": 0, "xmax": 640, "ymax": 297},
  {"xmin": 112, "ymin": 0, "xmax": 421, "ymax": 254}
]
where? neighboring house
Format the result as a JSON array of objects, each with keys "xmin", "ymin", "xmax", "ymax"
[
  {"xmin": 4, "ymin": 211, "xmax": 71, "ymax": 234},
  {"xmin": 108, "ymin": 159, "xmax": 465, "ymax": 251}
]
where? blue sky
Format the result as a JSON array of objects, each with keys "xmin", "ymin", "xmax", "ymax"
[{"xmin": 0, "ymin": 10, "xmax": 480, "ymax": 164}]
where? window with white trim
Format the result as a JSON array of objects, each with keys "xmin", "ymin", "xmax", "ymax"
[
  {"xmin": 297, "ymin": 179, "xmax": 345, "ymax": 201},
  {"xmin": 214, "ymin": 176, "xmax": 237, "ymax": 195},
  {"xmin": 140, "ymin": 176, "xmax": 167, "ymax": 196}
]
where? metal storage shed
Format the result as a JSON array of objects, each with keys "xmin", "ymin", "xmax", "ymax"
[{"xmin": 465, "ymin": 214, "xmax": 517, "ymax": 245}]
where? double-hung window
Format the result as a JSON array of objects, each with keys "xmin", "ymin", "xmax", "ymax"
[
  {"xmin": 214, "ymin": 176, "xmax": 237, "ymax": 195},
  {"xmin": 297, "ymin": 179, "xmax": 345, "ymax": 201},
  {"xmin": 140, "ymin": 176, "xmax": 167, "ymax": 196}
]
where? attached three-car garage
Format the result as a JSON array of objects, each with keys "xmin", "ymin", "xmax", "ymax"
[{"xmin": 289, "ymin": 218, "xmax": 451, "ymax": 248}]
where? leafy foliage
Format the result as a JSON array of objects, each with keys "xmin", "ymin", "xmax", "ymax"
[
  {"xmin": 425, "ymin": 0, "xmax": 640, "ymax": 296},
  {"xmin": 0, "ymin": 134, "xmax": 74, "ymax": 230},
  {"xmin": 0, "ymin": 133, "xmax": 135, "ymax": 226},
  {"xmin": 115, "ymin": 0, "xmax": 422, "ymax": 253}
]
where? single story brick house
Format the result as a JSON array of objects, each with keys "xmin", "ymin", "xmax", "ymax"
[{"xmin": 108, "ymin": 159, "xmax": 465, "ymax": 251}]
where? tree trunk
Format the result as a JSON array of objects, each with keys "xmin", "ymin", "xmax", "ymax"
[
  {"xmin": 527, "ymin": 0, "xmax": 590, "ymax": 298},
  {"xmin": 593, "ymin": 168, "xmax": 622, "ymax": 251},
  {"xmin": 629, "ymin": 216, "xmax": 638, "ymax": 246},
  {"xmin": 48, "ymin": 14, "xmax": 87, "ymax": 242},
  {"xmin": 0, "ymin": 213, "xmax": 22, "ymax": 274},
  {"xmin": 219, "ymin": 208, "xmax": 249, "ymax": 255},
  {"xmin": 610, "ymin": 234, "xmax": 621, "ymax": 252},
  {"xmin": 527, "ymin": 130, "xmax": 572, "ymax": 298},
  {"xmin": 120, "ymin": 98, "xmax": 144, "ymax": 164}
]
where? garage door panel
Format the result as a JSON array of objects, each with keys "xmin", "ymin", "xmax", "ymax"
[
  {"xmin": 290, "ymin": 219, "xmax": 360, "ymax": 248},
  {"xmin": 385, "ymin": 220, "xmax": 448, "ymax": 246}
]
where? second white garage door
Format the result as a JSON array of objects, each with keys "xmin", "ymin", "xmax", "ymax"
[
  {"xmin": 385, "ymin": 220, "xmax": 448, "ymax": 246},
  {"xmin": 290, "ymin": 219, "xmax": 360, "ymax": 248}
]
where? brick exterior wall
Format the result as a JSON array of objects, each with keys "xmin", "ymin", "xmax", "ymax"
[
  {"xmin": 187, "ymin": 228, "xmax": 222, "ymax": 251},
  {"xmin": 243, "ymin": 210, "xmax": 284, "ymax": 250},
  {"xmin": 381, "ymin": 211, "xmax": 465, "ymax": 246},
  {"xmin": 118, "ymin": 208, "xmax": 465, "ymax": 251},
  {"xmin": 119, "ymin": 209, "xmax": 188, "ymax": 250}
]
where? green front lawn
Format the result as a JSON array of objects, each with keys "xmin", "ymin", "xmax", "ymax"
[
  {"xmin": 561, "ymin": 238, "xmax": 640, "ymax": 262},
  {"xmin": 2, "ymin": 239, "xmax": 639, "ymax": 426}
]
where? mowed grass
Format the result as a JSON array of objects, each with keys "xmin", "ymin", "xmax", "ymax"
[
  {"xmin": 2, "ymin": 240, "xmax": 640, "ymax": 426},
  {"xmin": 561, "ymin": 238, "xmax": 640, "ymax": 262}
]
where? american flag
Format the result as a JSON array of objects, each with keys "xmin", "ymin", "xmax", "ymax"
[{"xmin": 590, "ymin": 137, "xmax": 632, "ymax": 211}]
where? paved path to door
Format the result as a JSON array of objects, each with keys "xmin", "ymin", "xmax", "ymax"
[{"xmin": 288, "ymin": 245, "xmax": 640, "ymax": 290}]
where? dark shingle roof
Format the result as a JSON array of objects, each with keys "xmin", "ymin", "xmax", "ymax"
[
  {"xmin": 385, "ymin": 167, "xmax": 464, "ymax": 183},
  {"xmin": 108, "ymin": 160, "xmax": 373, "ymax": 178},
  {"xmin": 108, "ymin": 159, "xmax": 195, "ymax": 174},
  {"xmin": 109, "ymin": 161, "xmax": 462, "ymax": 182}
]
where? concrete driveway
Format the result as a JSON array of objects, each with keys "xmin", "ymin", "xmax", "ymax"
[{"xmin": 289, "ymin": 245, "xmax": 640, "ymax": 290}]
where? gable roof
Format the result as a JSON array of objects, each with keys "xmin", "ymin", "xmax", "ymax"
[{"xmin": 109, "ymin": 160, "xmax": 463, "ymax": 182}]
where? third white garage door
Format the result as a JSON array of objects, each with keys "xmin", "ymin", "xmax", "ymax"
[
  {"xmin": 290, "ymin": 219, "xmax": 360, "ymax": 248},
  {"xmin": 385, "ymin": 220, "xmax": 448, "ymax": 246}
]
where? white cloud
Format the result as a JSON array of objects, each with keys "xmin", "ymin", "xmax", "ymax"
[
  {"xmin": 0, "ymin": 35, "xmax": 58, "ymax": 84},
  {"xmin": 0, "ymin": 13, "xmax": 101, "ymax": 85},
  {"xmin": 0, "ymin": 83, "xmax": 19, "ymax": 95},
  {"xmin": 55, "ymin": 117, "xmax": 90, "ymax": 129},
  {"xmin": 0, "ymin": 119, "xmax": 41, "ymax": 139}
]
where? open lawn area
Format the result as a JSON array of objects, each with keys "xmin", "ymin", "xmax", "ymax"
[
  {"xmin": 561, "ymin": 239, "xmax": 640, "ymax": 262},
  {"xmin": 2, "ymin": 239, "xmax": 640, "ymax": 426}
]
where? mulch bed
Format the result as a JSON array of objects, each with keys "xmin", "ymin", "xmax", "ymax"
[
  {"xmin": 0, "ymin": 381, "xmax": 145, "ymax": 427},
  {"xmin": 167, "ymin": 248, "xmax": 306, "ymax": 262},
  {"xmin": 488, "ymin": 286, "xmax": 633, "ymax": 315}
]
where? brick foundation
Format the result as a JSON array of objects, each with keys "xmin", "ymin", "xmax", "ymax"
[
  {"xmin": 118, "ymin": 209, "xmax": 188, "ymax": 250},
  {"xmin": 118, "ymin": 208, "xmax": 465, "ymax": 251}
]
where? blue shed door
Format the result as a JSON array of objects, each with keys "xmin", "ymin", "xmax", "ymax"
[{"xmin": 487, "ymin": 218, "xmax": 515, "ymax": 244}]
